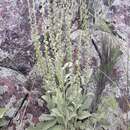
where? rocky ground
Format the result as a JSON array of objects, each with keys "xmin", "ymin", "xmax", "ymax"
[{"xmin": 0, "ymin": 0, "xmax": 130, "ymax": 130}]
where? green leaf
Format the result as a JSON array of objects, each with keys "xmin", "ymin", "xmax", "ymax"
[
  {"xmin": 95, "ymin": 19, "xmax": 111, "ymax": 33},
  {"xmin": 41, "ymin": 95, "xmax": 48, "ymax": 102},
  {"xmin": 101, "ymin": 96, "xmax": 118, "ymax": 110},
  {"xmin": 82, "ymin": 93, "xmax": 94, "ymax": 109},
  {"xmin": 41, "ymin": 120, "xmax": 57, "ymax": 130},
  {"xmin": 39, "ymin": 114, "xmax": 55, "ymax": 121},
  {"xmin": 55, "ymin": 56, "xmax": 64, "ymax": 87},
  {"xmin": 77, "ymin": 111, "xmax": 91, "ymax": 120},
  {"xmin": 0, "ymin": 118, "xmax": 7, "ymax": 127},
  {"xmin": 48, "ymin": 125, "xmax": 64, "ymax": 130},
  {"xmin": 42, "ymin": 95, "xmax": 55, "ymax": 109},
  {"xmin": 76, "ymin": 121, "xmax": 86, "ymax": 129},
  {"xmin": 27, "ymin": 120, "xmax": 57, "ymax": 130},
  {"xmin": 0, "ymin": 108, "xmax": 6, "ymax": 118},
  {"xmin": 94, "ymin": 112, "xmax": 106, "ymax": 122},
  {"xmin": 62, "ymin": 62, "xmax": 73, "ymax": 70},
  {"xmin": 68, "ymin": 113, "xmax": 77, "ymax": 121},
  {"xmin": 27, "ymin": 122, "xmax": 45, "ymax": 130},
  {"xmin": 51, "ymin": 108, "xmax": 63, "ymax": 118}
]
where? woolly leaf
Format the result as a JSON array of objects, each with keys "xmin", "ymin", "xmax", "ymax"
[
  {"xmin": 28, "ymin": 120, "xmax": 56, "ymax": 130},
  {"xmin": 39, "ymin": 114, "xmax": 55, "ymax": 121},
  {"xmin": 48, "ymin": 125, "xmax": 64, "ymax": 130},
  {"xmin": 78, "ymin": 111, "xmax": 91, "ymax": 120},
  {"xmin": 0, "ymin": 108, "xmax": 6, "ymax": 119}
]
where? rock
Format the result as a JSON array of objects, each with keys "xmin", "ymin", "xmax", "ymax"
[
  {"xmin": 0, "ymin": 0, "xmax": 36, "ymax": 75},
  {"xmin": 0, "ymin": 67, "xmax": 47, "ymax": 130}
]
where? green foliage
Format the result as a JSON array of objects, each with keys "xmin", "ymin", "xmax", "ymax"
[
  {"xmin": 100, "ymin": 96, "xmax": 118, "ymax": 110},
  {"xmin": 30, "ymin": 59, "xmax": 93, "ymax": 130},
  {"xmin": 0, "ymin": 108, "xmax": 6, "ymax": 119},
  {"xmin": 89, "ymin": 96, "xmax": 118, "ymax": 130},
  {"xmin": 28, "ymin": 0, "xmax": 94, "ymax": 129},
  {"xmin": 95, "ymin": 18, "xmax": 112, "ymax": 33},
  {"xmin": 0, "ymin": 107, "xmax": 7, "ymax": 127},
  {"xmin": 27, "ymin": 0, "xmax": 122, "ymax": 130}
]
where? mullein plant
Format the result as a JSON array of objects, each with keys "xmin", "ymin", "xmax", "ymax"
[
  {"xmin": 27, "ymin": 0, "xmax": 96, "ymax": 130},
  {"xmin": 26, "ymin": 0, "xmax": 122, "ymax": 130}
]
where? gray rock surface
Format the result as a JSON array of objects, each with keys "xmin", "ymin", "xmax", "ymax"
[
  {"xmin": 0, "ymin": 0, "xmax": 35, "ymax": 74},
  {"xmin": 0, "ymin": 67, "xmax": 47, "ymax": 129}
]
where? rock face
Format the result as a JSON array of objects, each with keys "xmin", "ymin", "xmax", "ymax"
[
  {"xmin": 0, "ymin": 0, "xmax": 35, "ymax": 74},
  {"xmin": 0, "ymin": 0, "xmax": 46, "ymax": 129},
  {"xmin": 0, "ymin": 67, "xmax": 47, "ymax": 129},
  {"xmin": 111, "ymin": 0, "xmax": 130, "ymax": 103},
  {"xmin": 111, "ymin": 0, "xmax": 130, "ymax": 41}
]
